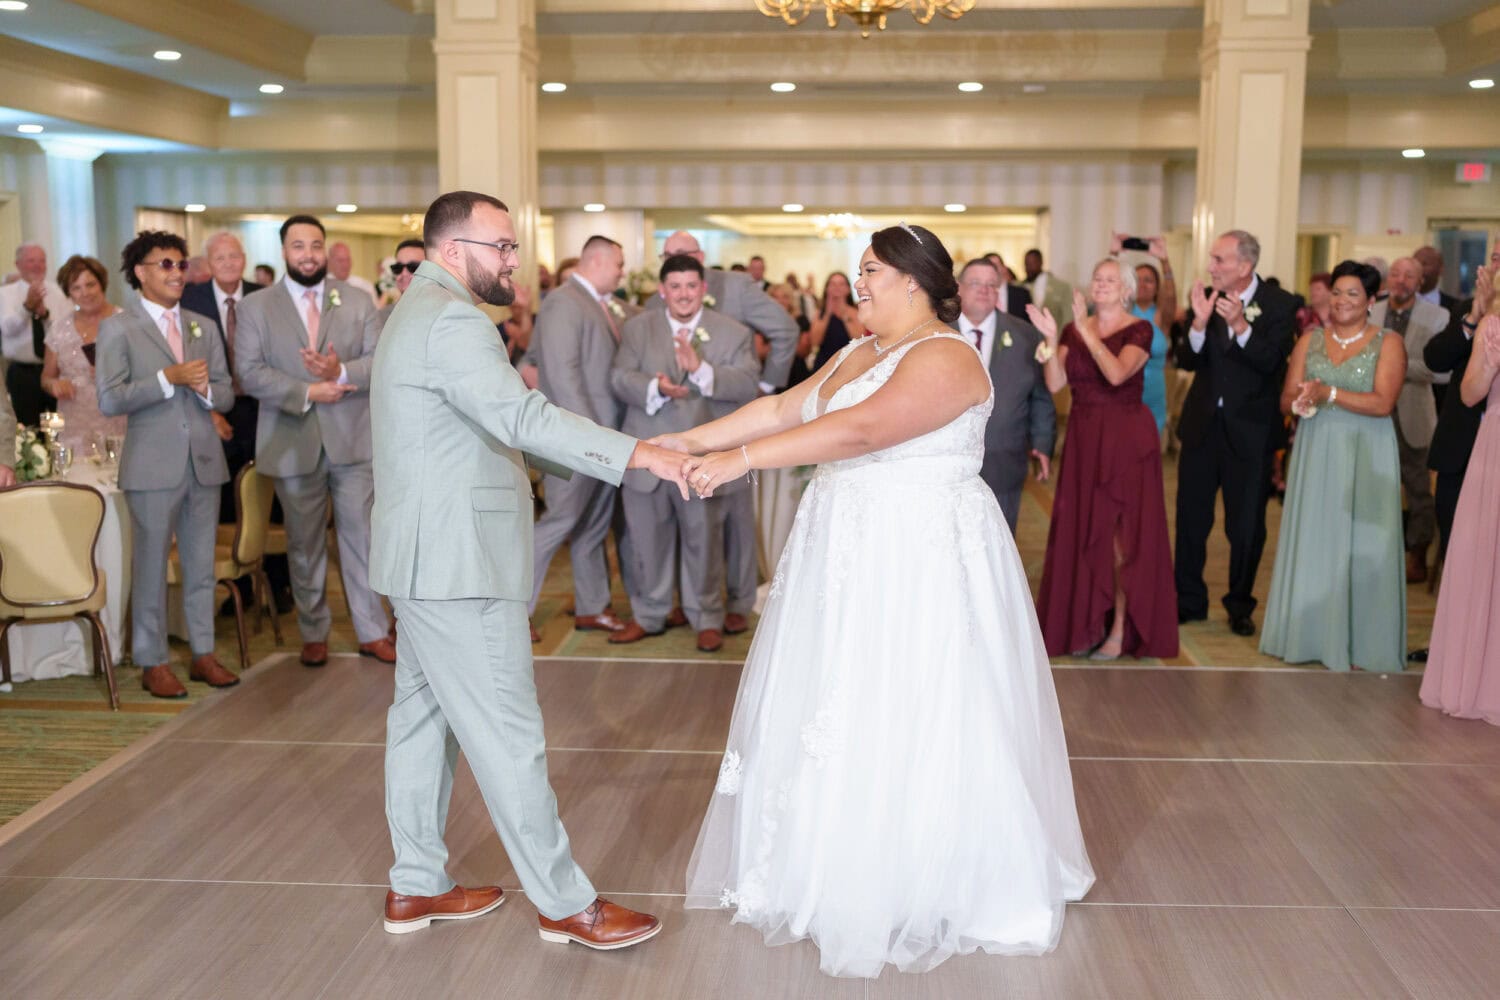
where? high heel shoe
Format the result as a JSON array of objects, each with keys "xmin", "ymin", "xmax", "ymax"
[{"xmin": 1090, "ymin": 637, "xmax": 1124, "ymax": 661}]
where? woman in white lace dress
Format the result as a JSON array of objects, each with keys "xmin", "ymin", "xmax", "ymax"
[
  {"xmin": 40, "ymin": 255, "xmax": 125, "ymax": 450},
  {"xmin": 663, "ymin": 224, "xmax": 1093, "ymax": 978}
]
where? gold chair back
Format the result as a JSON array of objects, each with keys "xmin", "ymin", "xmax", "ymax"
[
  {"xmin": 0, "ymin": 483, "xmax": 105, "ymax": 607},
  {"xmin": 231, "ymin": 461, "xmax": 274, "ymax": 569}
]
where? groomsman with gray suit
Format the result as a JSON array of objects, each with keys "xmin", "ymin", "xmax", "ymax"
[
  {"xmin": 235, "ymin": 214, "xmax": 393, "ymax": 668},
  {"xmin": 655, "ymin": 232, "xmax": 798, "ymax": 631},
  {"xmin": 95, "ymin": 230, "xmax": 240, "ymax": 698},
  {"xmin": 957, "ymin": 258, "xmax": 1056, "ymax": 533},
  {"xmin": 611, "ymin": 254, "xmax": 761, "ymax": 652}
]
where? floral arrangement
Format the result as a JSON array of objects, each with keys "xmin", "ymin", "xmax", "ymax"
[
  {"xmin": 13, "ymin": 424, "xmax": 51, "ymax": 482},
  {"xmin": 625, "ymin": 267, "xmax": 658, "ymax": 303}
]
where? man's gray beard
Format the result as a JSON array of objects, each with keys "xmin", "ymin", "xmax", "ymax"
[
  {"xmin": 467, "ymin": 259, "xmax": 515, "ymax": 306},
  {"xmin": 286, "ymin": 264, "xmax": 327, "ymax": 288}
]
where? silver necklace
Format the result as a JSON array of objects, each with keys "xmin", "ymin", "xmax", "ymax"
[
  {"xmin": 1329, "ymin": 325, "xmax": 1365, "ymax": 348},
  {"xmin": 872, "ymin": 318, "xmax": 937, "ymax": 357}
]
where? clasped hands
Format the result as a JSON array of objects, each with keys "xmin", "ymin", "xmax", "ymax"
[
  {"xmin": 652, "ymin": 332, "xmax": 703, "ymax": 400},
  {"xmin": 646, "ymin": 433, "xmax": 747, "ymax": 500},
  {"xmin": 163, "ymin": 359, "xmax": 211, "ymax": 397},
  {"xmin": 1189, "ymin": 281, "xmax": 1245, "ymax": 331},
  {"xmin": 1290, "ymin": 377, "xmax": 1331, "ymax": 418},
  {"xmin": 301, "ymin": 346, "xmax": 356, "ymax": 404}
]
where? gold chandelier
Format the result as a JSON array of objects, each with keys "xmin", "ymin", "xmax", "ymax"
[{"xmin": 755, "ymin": 1, "xmax": 976, "ymax": 39}]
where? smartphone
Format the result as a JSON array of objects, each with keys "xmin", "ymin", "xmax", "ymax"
[{"xmin": 1121, "ymin": 236, "xmax": 1150, "ymax": 252}]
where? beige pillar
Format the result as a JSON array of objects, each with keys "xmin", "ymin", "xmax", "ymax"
[
  {"xmin": 1193, "ymin": 0, "xmax": 1311, "ymax": 280},
  {"xmin": 433, "ymin": 0, "xmax": 539, "ymax": 284}
]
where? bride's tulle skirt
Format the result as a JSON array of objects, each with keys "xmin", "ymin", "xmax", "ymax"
[{"xmin": 685, "ymin": 462, "xmax": 1094, "ymax": 978}]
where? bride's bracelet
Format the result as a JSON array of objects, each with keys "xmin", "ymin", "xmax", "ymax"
[{"xmin": 741, "ymin": 444, "xmax": 758, "ymax": 485}]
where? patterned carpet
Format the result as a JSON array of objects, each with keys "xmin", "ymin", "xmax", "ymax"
[{"xmin": 0, "ymin": 453, "xmax": 1438, "ymax": 824}]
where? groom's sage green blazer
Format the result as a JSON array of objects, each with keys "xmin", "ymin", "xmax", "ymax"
[{"xmin": 370, "ymin": 262, "xmax": 637, "ymax": 601}]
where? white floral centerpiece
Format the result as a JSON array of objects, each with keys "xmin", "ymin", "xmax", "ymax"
[
  {"xmin": 13, "ymin": 424, "xmax": 51, "ymax": 482},
  {"xmin": 625, "ymin": 267, "xmax": 658, "ymax": 304}
]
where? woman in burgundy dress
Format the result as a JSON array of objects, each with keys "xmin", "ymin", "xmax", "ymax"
[{"xmin": 1028, "ymin": 259, "xmax": 1178, "ymax": 659}]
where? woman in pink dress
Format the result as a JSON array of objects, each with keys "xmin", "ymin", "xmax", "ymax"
[
  {"xmin": 40, "ymin": 255, "xmax": 125, "ymax": 451},
  {"xmin": 1422, "ymin": 310, "xmax": 1500, "ymax": 723}
]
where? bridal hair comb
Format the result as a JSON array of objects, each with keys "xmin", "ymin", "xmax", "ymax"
[{"xmin": 898, "ymin": 221, "xmax": 923, "ymax": 245}]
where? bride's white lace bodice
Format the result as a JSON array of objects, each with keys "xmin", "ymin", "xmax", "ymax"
[{"xmin": 800, "ymin": 333, "xmax": 992, "ymax": 484}]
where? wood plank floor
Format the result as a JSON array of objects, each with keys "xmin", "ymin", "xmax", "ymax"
[{"xmin": 1, "ymin": 652, "xmax": 1497, "ymax": 999}]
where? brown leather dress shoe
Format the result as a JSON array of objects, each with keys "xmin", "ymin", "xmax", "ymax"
[
  {"xmin": 607, "ymin": 621, "xmax": 663, "ymax": 644},
  {"xmin": 300, "ymin": 642, "xmax": 328, "ymax": 667},
  {"xmin": 359, "ymin": 637, "xmax": 398, "ymax": 663},
  {"xmin": 383, "ymin": 885, "xmax": 504, "ymax": 935},
  {"xmin": 141, "ymin": 664, "xmax": 187, "ymax": 699},
  {"xmin": 538, "ymin": 897, "xmax": 661, "ymax": 951},
  {"xmin": 696, "ymin": 628, "xmax": 724, "ymax": 652},
  {"xmin": 723, "ymin": 612, "xmax": 750, "ymax": 635},
  {"xmin": 189, "ymin": 654, "xmax": 240, "ymax": 688},
  {"xmin": 664, "ymin": 607, "xmax": 688, "ymax": 628},
  {"xmin": 575, "ymin": 610, "xmax": 627, "ymax": 632}
]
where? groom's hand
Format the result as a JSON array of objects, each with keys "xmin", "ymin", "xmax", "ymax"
[
  {"xmin": 648, "ymin": 432, "xmax": 698, "ymax": 454},
  {"xmin": 629, "ymin": 441, "xmax": 691, "ymax": 499}
]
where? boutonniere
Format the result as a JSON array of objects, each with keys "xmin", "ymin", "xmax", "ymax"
[
  {"xmin": 1244, "ymin": 302, "xmax": 1261, "ymax": 324},
  {"xmin": 605, "ymin": 298, "xmax": 625, "ymax": 320},
  {"xmin": 1034, "ymin": 340, "xmax": 1055, "ymax": 364},
  {"xmin": 1001, "ymin": 330, "xmax": 1013, "ymax": 349},
  {"xmin": 327, "ymin": 288, "xmax": 342, "ymax": 308},
  {"xmin": 691, "ymin": 326, "xmax": 711, "ymax": 354},
  {"xmin": 703, "ymin": 293, "xmax": 717, "ymax": 308},
  {"xmin": 188, "ymin": 320, "xmax": 203, "ymax": 340}
]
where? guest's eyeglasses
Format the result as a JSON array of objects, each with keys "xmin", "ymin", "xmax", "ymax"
[
  {"xmin": 389, "ymin": 261, "xmax": 421, "ymax": 275},
  {"xmin": 144, "ymin": 259, "xmax": 193, "ymax": 272},
  {"xmin": 453, "ymin": 238, "xmax": 521, "ymax": 258}
]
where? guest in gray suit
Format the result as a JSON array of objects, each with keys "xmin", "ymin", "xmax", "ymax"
[
  {"xmin": 656, "ymin": 231, "xmax": 799, "ymax": 629},
  {"xmin": 95, "ymin": 231, "xmax": 240, "ymax": 698},
  {"xmin": 957, "ymin": 257, "xmax": 1057, "ymax": 533},
  {"xmin": 527, "ymin": 235, "xmax": 633, "ymax": 639},
  {"xmin": 376, "ymin": 239, "xmax": 426, "ymax": 331},
  {"xmin": 235, "ymin": 214, "xmax": 393, "ymax": 668},
  {"xmin": 611, "ymin": 254, "xmax": 761, "ymax": 652},
  {"xmin": 371, "ymin": 190, "xmax": 682, "ymax": 947}
]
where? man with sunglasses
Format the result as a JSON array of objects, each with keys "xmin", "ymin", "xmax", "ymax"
[
  {"xmin": 236, "ymin": 214, "xmax": 393, "ymax": 668},
  {"xmin": 96, "ymin": 230, "xmax": 239, "ymax": 698},
  {"xmin": 377, "ymin": 239, "xmax": 427, "ymax": 330}
]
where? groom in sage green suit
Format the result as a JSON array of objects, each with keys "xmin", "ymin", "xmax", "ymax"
[{"xmin": 370, "ymin": 191, "xmax": 682, "ymax": 949}]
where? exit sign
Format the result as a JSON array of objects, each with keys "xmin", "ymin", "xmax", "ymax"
[{"xmin": 1456, "ymin": 162, "xmax": 1492, "ymax": 183}]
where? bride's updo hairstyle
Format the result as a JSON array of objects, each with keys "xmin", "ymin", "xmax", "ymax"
[{"xmin": 869, "ymin": 223, "xmax": 962, "ymax": 324}]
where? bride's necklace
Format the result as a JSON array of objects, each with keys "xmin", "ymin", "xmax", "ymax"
[
  {"xmin": 872, "ymin": 318, "xmax": 938, "ymax": 357},
  {"xmin": 1329, "ymin": 324, "xmax": 1366, "ymax": 348}
]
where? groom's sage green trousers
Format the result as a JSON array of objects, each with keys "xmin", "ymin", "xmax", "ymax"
[{"xmin": 385, "ymin": 596, "xmax": 597, "ymax": 920}]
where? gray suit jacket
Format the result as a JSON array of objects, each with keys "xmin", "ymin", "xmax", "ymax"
[
  {"xmin": 369, "ymin": 262, "xmax": 637, "ymax": 602},
  {"xmin": 612, "ymin": 308, "xmax": 759, "ymax": 494},
  {"xmin": 95, "ymin": 301, "xmax": 233, "ymax": 491},
  {"xmin": 650, "ymin": 269, "xmax": 798, "ymax": 389},
  {"xmin": 1369, "ymin": 298, "xmax": 1450, "ymax": 446},
  {"xmin": 978, "ymin": 310, "xmax": 1057, "ymax": 495},
  {"xmin": 235, "ymin": 279, "xmax": 380, "ymax": 476},
  {"xmin": 534, "ymin": 278, "xmax": 626, "ymax": 431}
]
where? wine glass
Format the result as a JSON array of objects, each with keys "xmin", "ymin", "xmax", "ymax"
[
  {"xmin": 86, "ymin": 432, "xmax": 105, "ymax": 467},
  {"xmin": 51, "ymin": 443, "xmax": 73, "ymax": 480},
  {"xmin": 104, "ymin": 435, "xmax": 122, "ymax": 466}
]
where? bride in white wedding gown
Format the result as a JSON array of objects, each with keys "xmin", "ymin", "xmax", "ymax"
[{"xmin": 662, "ymin": 224, "xmax": 1093, "ymax": 978}]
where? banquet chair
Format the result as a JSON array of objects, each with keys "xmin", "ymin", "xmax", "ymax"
[
  {"xmin": 0, "ymin": 482, "xmax": 118, "ymax": 710},
  {"xmin": 169, "ymin": 461, "xmax": 281, "ymax": 673}
]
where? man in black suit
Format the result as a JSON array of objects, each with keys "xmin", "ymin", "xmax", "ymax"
[
  {"xmin": 1415, "ymin": 245, "xmax": 1463, "ymax": 413},
  {"xmin": 983, "ymin": 251, "xmax": 1033, "ymax": 320},
  {"xmin": 1173, "ymin": 230, "xmax": 1298, "ymax": 637},
  {"xmin": 181, "ymin": 231, "xmax": 289, "ymax": 610},
  {"xmin": 956, "ymin": 258, "xmax": 1055, "ymax": 532}
]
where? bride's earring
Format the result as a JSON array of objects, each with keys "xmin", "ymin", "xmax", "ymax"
[{"xmin": 907, "ymin": 284, "xmax": 914, "ymax": 307}]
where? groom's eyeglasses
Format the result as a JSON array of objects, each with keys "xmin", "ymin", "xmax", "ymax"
[
  {"xmin": 453, "ymin": 238, "xmax": 521, "ymax": 258},
  {"xmin": 389, "ymin": 261, "xmax": 421, "ymax": 275}
]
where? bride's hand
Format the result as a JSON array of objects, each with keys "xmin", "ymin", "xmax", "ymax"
[
  {"xmin": 681, "ymin": 449, "xmax": 750, "ymax": 499},
  {"xmin": 648, "ymin": 432, "xmax": 700, "ymax": 454}
]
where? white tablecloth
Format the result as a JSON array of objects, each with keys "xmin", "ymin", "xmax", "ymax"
[{"xmin": 4, "ymin": 464, "xmax": 132, "ymax": 683}]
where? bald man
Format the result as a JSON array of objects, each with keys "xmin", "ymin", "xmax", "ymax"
[{"xmin": 329, "ymin": 241, "xmax": 378, "ymax": 304}]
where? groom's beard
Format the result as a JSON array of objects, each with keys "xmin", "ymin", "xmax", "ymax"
[{"xmin": 467, "ymin": 259, "xmax": 515, "ymax": 307}]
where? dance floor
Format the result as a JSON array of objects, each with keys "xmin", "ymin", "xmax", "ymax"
[{"xmin": 1, "ymin": 651, "xmax": 1497, "ymax": 999}]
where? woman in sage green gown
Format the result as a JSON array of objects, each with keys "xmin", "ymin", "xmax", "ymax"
[{"xmin": 1260, "ymin": 261, "xmax": 1407, "ymax": 672}]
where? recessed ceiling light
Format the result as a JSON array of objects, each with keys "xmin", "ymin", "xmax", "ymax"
[
  {"xmin": 1471, "ymin": 78, "xmax": 1496, "ymax": 90},
  {"xmin": 782, "ymin": 203, "xmax": 804, "ymax": 213},
  {"xmin": 944, "ymin": 203, "xmax": 967, "ymax": 213},
  {"xmin": 16, "ymin": 123, "xmax": 43, "ymax": 134},
  {"xmin": 770, "ymin": 82, "xmax": 796, "ymax": 93},
  {"xmin": 335, "ymin": 203, "xmax": 358, "ymax": 213},
  {"xmin": 583, "ymin": 203, "xmax": 606, "ymax": 213},
  {"xmin": 259, "ymin": 83, "xmax": 284, "ymax": 95},
  {"xmin": 957, "ymin": 82, "xmax": 983, "ymax": 93},
  {"xmin": 1402, "ymin": 148, "xmax": 1426, "ymax": 159},
  {"xmin": 184, "ymin": 204, "xmax": 206, "ymax": 213},
  {"xmin": 1022, "ymin": 83, "xmax": 1046, "ymax": 94},
  {"xmin": 153, "ymin": 50, "xmax": 181, "ymax": 62},
  {"xmin": 0, "ymin": 2, "xmax": 30, "ymax": 11},
  {"xmin": 541, "ymin": 82, "xmax": 567, "ymax": 93}
]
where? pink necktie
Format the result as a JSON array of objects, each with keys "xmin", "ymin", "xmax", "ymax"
[
  {"xmin": 599, "ymin": 296, "xmax": 620, "ymax": 340},
  {"xmin": 163, "ymin": 310, "xmax": 184, "ymax": 363},
  {"xmin": 303, "ymin": 289, "xmax": 320, "ymax": 350}
]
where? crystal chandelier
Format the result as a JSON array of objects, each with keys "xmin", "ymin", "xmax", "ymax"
[
  {"xmin": 812, "ymin": 213, "xmax": 868, "ymax": 240},
  {"xmin": 755, "ymin": 1, "xmax": 976, "ymax": 38}
]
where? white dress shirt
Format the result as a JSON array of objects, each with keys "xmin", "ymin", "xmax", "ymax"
[
  {"xmin": 1419, "ymin": 287, "xmax": 1442, "ymax": 307},
  {"xmin": 283, "ymin": 275, "xmax": 348, "ymax": 405},
  {"xmin": 0, "ymin": 278, "xmax": 71, "ymax": 364},
  {"xmin": 140, "ymin": 297, "xmax": 213, "ymax": 407},
  {"xmin": 958, "ymin": 311, "xmax": 998, "ymax": 369},
  {"xmin": 645, "ymin": 306, "xmax": 716, "ymax": 416}
]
